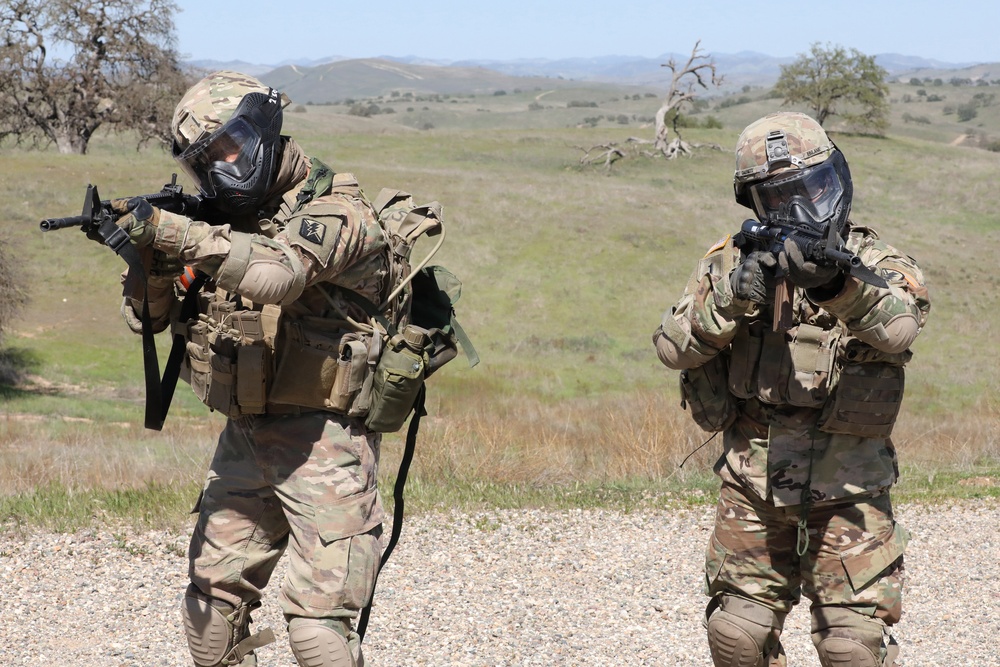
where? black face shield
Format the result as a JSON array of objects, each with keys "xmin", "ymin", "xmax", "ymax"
[
  {"xmin": 747, "ymin": 150, "xmax": 853, "ymax": 234},
  {"xmin": 173, "ymin": 88, "xmax": 284, "ymax": 214}
]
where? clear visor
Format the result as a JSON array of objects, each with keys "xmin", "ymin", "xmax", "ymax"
[
  {"xmin": 749, "ymin": 159, "xmax": 843, "ymax": 223},
  {"xmin": 175, "ymin": 118, "xmax": 262, "ymax": 197}
]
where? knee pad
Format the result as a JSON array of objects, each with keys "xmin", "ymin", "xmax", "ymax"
[
  {"xmin": 288, "ymin": 617, "xmax": 359, "ymax": 667},
  {"xmin": 811, "ymin": 607, "xmax": 897, "ymax": 667},
  {"xmin": 181, "ymin": 586, "xmax": 275, "ymax": 667},
  {"xmin": 706, "ymin": 595, "xmax": 786, "ymax": 667}
]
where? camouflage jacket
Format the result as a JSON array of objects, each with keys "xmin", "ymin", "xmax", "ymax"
[
  {"xmin": 653, "ymin": 225, "xmax": 931, "ymax": 507},
  {"xmin": 125, "ymin": 157, "xmax": 390, "ymax": 333}
]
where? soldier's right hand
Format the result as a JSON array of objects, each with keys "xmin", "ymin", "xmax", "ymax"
[{"xmin": 730, "ymin": 250, "xmax": 778, "ymax": 304}]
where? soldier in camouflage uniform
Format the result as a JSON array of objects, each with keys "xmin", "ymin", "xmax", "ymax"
[
  {"xmin": 653, "ymin": 112, "xmax": 930, "ymax": 667},
  {"xmin": 112, "ymin": 71, "xmax": 397, "ymax": 667}
]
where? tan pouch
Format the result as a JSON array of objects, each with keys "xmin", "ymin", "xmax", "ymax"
[
  {"xmin": 785, "ymin": 323, "xmax": 838, "ymax": 408},
  {"xmin": 269, "ymin": 320, "xmax": 344, "ymax": 411},
  {"xmin": 328, "ymin": 338, "xmax": 370, "ymax": 413},
  {"xmin": 182, "ymin": 319, "xmax": 213, "ymax": 402},
  {"xmin": 236, "ymin": 344, "xmax": 268, "ymax": 414},
  {"xmin": 206, "ymin": 332, "xmax": 239, "ymax": 417}
]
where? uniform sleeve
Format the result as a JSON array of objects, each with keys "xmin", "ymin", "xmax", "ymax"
[
  {"xmin": 808, "ymin": 241, "xmax": 930, "ymax": 354},
  {"xmin": 149, "ymin": 195, "xmax": 383, "ymax": 306},
  {"xmin": 653, "ymin": 238, "xmax": 753, "ymax": 370}
]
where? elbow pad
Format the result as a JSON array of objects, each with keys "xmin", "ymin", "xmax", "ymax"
[
  {"xmin": 216, "ymin": 233, "xmax": 306, "ymax": 305},
  {"xmin": 851, "ymin": 312, "xmax": 920, "ymax": 354}
]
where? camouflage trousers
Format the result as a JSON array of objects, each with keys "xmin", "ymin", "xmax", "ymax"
[
  {"xmin": 187, "ymin": 411, "xmax": 384, "ymax": 621},
  {"xmin": 705, "ymin": 480, "xmax": 908, "ymax": 624}
]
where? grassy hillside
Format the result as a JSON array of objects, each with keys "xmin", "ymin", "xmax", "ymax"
[{"xmin": 1, "ymin": 79, "xmax": 998, "ymax": 528}]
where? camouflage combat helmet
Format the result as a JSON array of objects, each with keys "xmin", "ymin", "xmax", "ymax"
[
  {"xmin": 171, "ymin": 70, "xmax": 289, "ymax": 215},
  {"xmin": 733, "ymin": 111, "xmax": 853, "ymax": 234}
]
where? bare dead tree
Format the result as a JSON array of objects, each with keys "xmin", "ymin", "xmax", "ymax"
[
  {"xmin": 652, "ymin": 40, "xmax": 723, "ymax": 158},
  {"xmin": 0, "ymin": 0, "xmax": 193, "ymax": 154},
  {"xmin": 577, "ymin": 41, "xmax": 723, "ymax": 171}
]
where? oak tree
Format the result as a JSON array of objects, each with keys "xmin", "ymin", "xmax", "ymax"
[
  {"xmin": 0, "ymin": 0, "xmax": 192, "ymax": 154},
  {"xmin": 774, "ymin": 43, "xmax": 890, "ymax": 135}
]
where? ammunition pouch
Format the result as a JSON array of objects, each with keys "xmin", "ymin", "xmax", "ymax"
[{"xmin": 177, "ymin": 295, "xmax": 278, "ymax": 419}]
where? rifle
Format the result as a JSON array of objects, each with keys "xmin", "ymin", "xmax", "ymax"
[
  {"xmin": 734, "ymin": 217, "xmax": 888, "ymax": 331},
  {"xmin": 40, "ymin": 173, "xmax": 202, "ymax": 235},
  {"xmin": 40, "ymin": 175, "xmax": 208, "ymax": 431}
]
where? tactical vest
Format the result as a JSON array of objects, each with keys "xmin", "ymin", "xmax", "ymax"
[
  {"xmin": 173, "ymin": 161, "xmax": 476, "ymax": 430},
  {"xmin": 679, "ymin": 235, "xmax": 908, "ymax": 438}
]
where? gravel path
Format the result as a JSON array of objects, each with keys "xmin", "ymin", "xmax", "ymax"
[{"xmin": 1, "ymin": 500, "xmax": 997, "ymax": 666}]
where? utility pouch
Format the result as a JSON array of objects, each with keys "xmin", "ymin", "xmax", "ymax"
[
  {"xmin": 206, "ymin": 331, "xmax": 239, "ymax": 418},
  {"xmin": 269, "ymin": 320, "xmax": 345, "ymax": 411},
  {"xmin": 183, "ymin": 318, "xmax": 213, "ymax": 403},
  {"xmin": 328, "ymin": 338, "xmax": 371, "ymax": 413},
  {"xmin": 365, "ymin": 325, "xmax": 429, "ymax": 433},
  {"xmin": 679, "ymin": 353, "xmax": 738, "ymax": 433},
  {"xmin": 728, "ymin": 320, "xmax": 764, "ymax": 399},
  {"xmin": 785, "ymin": 323, "xmax": 838, "ymax": 408},
  {"xmin": 818, "ymin": 362, "xmax": 905, "ymax": 438}
]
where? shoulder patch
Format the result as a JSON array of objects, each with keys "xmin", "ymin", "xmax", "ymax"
[
  {"xmin": 299, "ymin": 218, "xmax": 327, "ymax": 245},
  {"xmin": 704, "ymin": 234, "xmax": 731, "ymax": 258}
]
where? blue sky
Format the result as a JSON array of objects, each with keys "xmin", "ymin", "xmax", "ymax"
[{"xmin": 173, "ymin": 0, "xmax": 1000, "ymax": 66}]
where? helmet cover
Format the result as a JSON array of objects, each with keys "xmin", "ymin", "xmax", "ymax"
[
  {"xmin": 733, "ymin": 111, "xmax": 851, "ymax": 234},
  {"xmin": 171, "ymin": 71, "xmax": 288, "ymax": 214}
]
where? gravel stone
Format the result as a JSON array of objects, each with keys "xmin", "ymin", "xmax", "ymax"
[{"xmin": 0, "ymin": 500, "xmax": 996, "ymax": 666}]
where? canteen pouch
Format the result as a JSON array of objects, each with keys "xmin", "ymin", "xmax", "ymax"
[
  {"xmin": 364, "ymin": 326, "xmax": 429, "ymax": 433},
  {"xmin": 679, "ymin": 353, "xmax": 738, "ymax": 433}
]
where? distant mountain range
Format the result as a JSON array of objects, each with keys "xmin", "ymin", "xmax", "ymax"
[{"xmin": 185, "ymin": 52, "xmax": 991, "ymax": 102}]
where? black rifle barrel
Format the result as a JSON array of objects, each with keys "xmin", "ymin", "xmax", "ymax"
[{"xmin": 40, "ymin": 215, "xmax": 91, "ymax": 231}]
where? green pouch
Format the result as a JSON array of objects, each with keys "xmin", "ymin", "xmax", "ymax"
[{"xmin": 365, "ymin": 342, "xmax": 427, "ymax": 433}]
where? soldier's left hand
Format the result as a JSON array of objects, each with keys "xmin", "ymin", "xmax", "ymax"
[
  {"xmin": 778, "ymin": 237, "xmax": 841, "ymax": 289},
  {"xmin": 111, "ymin": 197, "xmax": 160, "ymax": 249}
]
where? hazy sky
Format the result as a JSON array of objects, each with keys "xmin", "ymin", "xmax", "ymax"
[{"xmin": 173, "ymin": 0, "xmax": 1000, "ymax": 66}]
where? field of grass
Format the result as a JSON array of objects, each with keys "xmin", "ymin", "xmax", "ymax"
[{"xmin": 1, "ymin": 80, "xmax": 998, "ymax": 530}]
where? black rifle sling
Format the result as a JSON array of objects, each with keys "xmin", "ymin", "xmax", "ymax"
[
  {"xmin": 356, "ymin": 384, "xmax": 426, "ymax": 642},
  {"xmin": 159, "ymin": 273, "xmax": 209, "ymax": 422},
  {"xmin": 96, "ymin": 218, "xmax": 165, "ymax": 431}
]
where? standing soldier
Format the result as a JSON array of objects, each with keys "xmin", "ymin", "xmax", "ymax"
[
  {"xmin": 109, "ymin": 70, "xmax": 436, "ymax": 667},
  {"xmin": 653, "ymin": 111, "xmax": 930, "ymax": 667}
]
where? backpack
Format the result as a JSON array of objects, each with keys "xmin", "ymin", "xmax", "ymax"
[{"xmin": 353, "ymin": 188, "xmax": 479, "ymax": 433}]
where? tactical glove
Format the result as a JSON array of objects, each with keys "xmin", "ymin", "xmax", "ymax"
[
  {"xmin": 777, "ymin": 237, "xmax": 842, "ymax": 289},
  {"xmin": 730, "ymin": 250, "xmax": 778, "ymax": 304},
  {"xmin": 111, "ymin": 197, "xmax": 160, "ymax": 249}
]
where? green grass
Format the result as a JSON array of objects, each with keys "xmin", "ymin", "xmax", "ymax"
[{"xmin": 2, "ymin": 79, "xmax": 998, "ymax": 530}]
